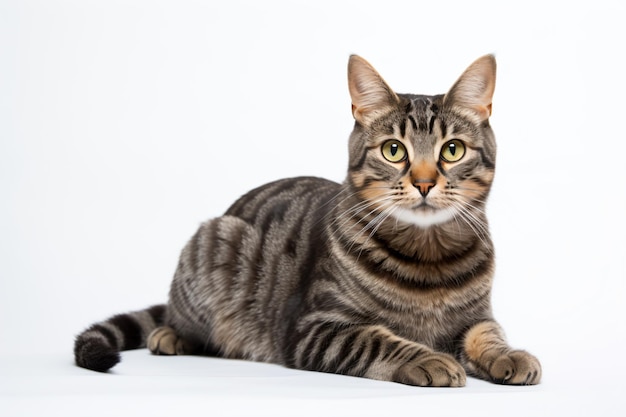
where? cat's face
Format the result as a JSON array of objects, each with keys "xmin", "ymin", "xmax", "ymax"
[{"xmin": 347, "ymin": 55, "xmax": 497, "ymax": 229}]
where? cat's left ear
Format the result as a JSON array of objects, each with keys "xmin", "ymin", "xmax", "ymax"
[
  {"xmin": 444, "ymin": 54, "xmax": 496, "ymax": 121},
  {"xmin": 348, "ymin": 55, "xmax": 399, "ymax": 124}
]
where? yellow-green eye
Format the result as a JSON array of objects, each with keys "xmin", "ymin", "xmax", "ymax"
[
  {"xmin": 381, "ymin": 140, "xmax": 407, "ymax": 163},
  {"xmin": 440, "ymin": 139, "xmax": 466, "ymax": 162}
]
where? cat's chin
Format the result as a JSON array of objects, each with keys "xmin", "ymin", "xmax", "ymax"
[{"xmin": 391, "ymin": 206, "xmax": 457, "ymax": 229}]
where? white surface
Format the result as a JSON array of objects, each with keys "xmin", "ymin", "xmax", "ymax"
[
  {"xmin": 2, "ymin": 351, "xmax": 624, "ymax": 417},
  {"xmin": 1, "ymin": 0, "xmax": 625, "ymax": 416}
]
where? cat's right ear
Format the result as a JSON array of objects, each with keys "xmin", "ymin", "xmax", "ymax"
[{"xmin": 348, "ymin": 55, "xmax": 399, "ymax": 124}]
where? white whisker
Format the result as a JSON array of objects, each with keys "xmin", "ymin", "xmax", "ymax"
[{"xmin": 450, "ymin": 201, "xmax": 492, "ymax": 252}]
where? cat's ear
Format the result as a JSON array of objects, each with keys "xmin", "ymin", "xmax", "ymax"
[
  {"xmin": 444, "ymin": 54, "xmax": 496, "ymax": 121},
  {"xmin": 348, "ymin": 55, "xmax": 399, "ymax": 124}
]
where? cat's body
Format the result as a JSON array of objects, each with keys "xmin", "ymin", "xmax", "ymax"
[{"xmin": 74, "ymin": 55, "xmax": 541, "ymax": 386}]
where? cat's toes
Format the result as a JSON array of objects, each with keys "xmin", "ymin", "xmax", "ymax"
[
  {"xmin": 490, "ymin": 350, "xmax": 541, "ymax": 385},
  {"xmin": 395, "ymin": 352, "xmax": 466, "ymax": 387},
  {"xmin": 147, "ymin": 326, "xmax": 187, "ymax": 355}
]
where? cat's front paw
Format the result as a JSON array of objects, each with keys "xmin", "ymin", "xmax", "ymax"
[
  {"xmin": 393, "ymin": 352, "xmax": 467, "ymax": 387},
  {"xmin": 487, "ymin": 350, "xmax": 541, "ymax": 385}
]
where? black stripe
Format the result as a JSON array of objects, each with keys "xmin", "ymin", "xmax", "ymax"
[
  {"xmin": 440, "ymin": 120, "xmax": 447, "ymax": 138},
  {"xmin": 187, "ymin": 228, "xmax": 201, "ymax": 274},
  {"xmin": 399, "ymin": 119, "xmax": 407, "ymax": 138},
  {"xmin": 224, "ymin": 182, "xmax": 276, "ymax": 217},
  {"xmin": 469, "ymin": 176, "xmax": 489, "ymax": 188},
  {"xmin": 261, "ymin": 193, "xmax": 315, "ymax": 323},
  {"xmin": 282, "ymin": 188, "xmax": 338, "ymax": 361},
  {"xmin": 349, "ymin": 147, "xmax": 369, "ymax": 171},
  {"xmin": 470, "ymin": 146, "xmax": 495, "ymax": 169},
  {"xmin": 355, "ymin": 336, "xmax": 381, "ymax": 376},
  {"xmin": 205, "ymin": 219, "xmax": 220, "ymax": 271},
  {"xmin": 242, "ymin": 237, "xmax": 263, "ymax": 309},
  {"xmin": 340, "ymin": 337, "xmax": 367, "ymax": 377},
  {"xmin": 109, "ymin": 314, "xmax": 143, "ymax": 350},
  {"xmin": 408, "ymin": 115, "xmax": 418, "ymax": 131},
  {"xmin": 306, "ymin": 326, "xmax": 337, "ymax": 370},
  {"xmin": 428, "ymin": 115, "xmax": 436, "ymax": 135},
  {"xmin": 346, "ymin": 269, "xmax": 397, "ymax": 310},
  {"xmin": 90, "ymin": 324, "xmax": 118, "ymax": 348},
  {"xmin": 448, "ymin": 257, "xmax": 492, "ymax": 287},
  {"xmin": 403, "ymin": 347, "xmax": 427, "ymax": 364},
  {"xmin": 341, "ymin": 241, "xmax": 488, "ymax": 291},
  {"xmin": 388, "ymin": 342, "xmax": 413, "ymax": 362},
  {"xmin": 335, "ymin": 330, "xmax": 360, "ymax": 371},
  {"xmin": 382, "ymin": 339, "xmax": 401, "ymax": 360},
  {"xmin": 418, "ymin": 117, "xmax": 427, "ymax": 132},
  {"xmin": 227, "ymin": 179, "xmax": 300, "ymax": 222},
  {"xmin": 147, "ymin": 305, "xmax": 166, "ymax": 326},
  {"xmin": 169, "ymin": 283, "xmax": 205, "ymax": 326},
  {"xmin": 437, "ymin": 160, "xmax": 448, "ymax": 177}
]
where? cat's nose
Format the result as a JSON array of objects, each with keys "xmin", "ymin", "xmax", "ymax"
[
  {"xmin": 411, "ymin": 162, "xmax": 438, "ymax": 197},
  {"xmin": 413, "ymin": 179, "xmax": 436, "ymax": 197}
]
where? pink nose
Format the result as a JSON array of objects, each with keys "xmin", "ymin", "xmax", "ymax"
[{"xmin": 413, "ymin": 179, "xmax": 436, "ymax": 197}]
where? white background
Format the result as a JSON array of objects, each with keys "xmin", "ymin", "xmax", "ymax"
[{"xmin": 1, "ymin": 0, "xmax": 625, "ymax": 416}]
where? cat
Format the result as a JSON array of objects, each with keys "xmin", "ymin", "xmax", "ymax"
[{"xmin": 74, "ymin": 54, "xmax": 541, "ymax": 387}]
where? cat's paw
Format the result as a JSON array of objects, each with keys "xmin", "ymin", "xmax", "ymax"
[
  {"xmin": 147, "ymin": 326, "xmax": 189, "ymax": 355},
  {"xmin": 394, "ymin": 352, "xmax": 466, "ymax": 387},
  {"xmin": 487, "ymin": 350, "xmax": 542, "ymax": 385}
]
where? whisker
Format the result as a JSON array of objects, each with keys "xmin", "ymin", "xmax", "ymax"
[
  {"xmin": 450, "ymin": 201, "xmax": 492, "ymax": 252},
  {"xmin": 324, "ymin": 190, "xmax": 401, "ymax": 252},
  {"xmin": 344, "ymin": 196, "xmax": 399, "ymax": 254},
  {"xmin": 331, "ymin": 194, "xmax": 397, "ymax": 232},
  {"xmin": 313, "ymin": 186, "xmax": 394, "ymax": 228},
  {"xmin": 357, "ymin": 205, "xmax": 398, "ymax": 260}
]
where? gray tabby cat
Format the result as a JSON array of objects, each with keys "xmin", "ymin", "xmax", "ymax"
[{"xmin": 74, "ymin": 55, "xmax": 541, "ymax": 386}]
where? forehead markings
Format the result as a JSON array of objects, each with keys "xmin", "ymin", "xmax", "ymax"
[{"xmin": 404, "ymin": 97, "xmax": 443, "ymax": 136}]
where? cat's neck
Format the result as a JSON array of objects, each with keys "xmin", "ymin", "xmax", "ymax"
[
  {"xmin": 333, "ymin": 192, "xmax": 492, "ymax": 263},
  {"xmin": 376, "ymin": 219, "xmax": 491, "ymax": 263}
]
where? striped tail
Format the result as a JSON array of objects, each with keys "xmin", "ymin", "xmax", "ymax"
[{"xmin": 74, "ymin": 304, "xmax": 166, "ymax": 372}]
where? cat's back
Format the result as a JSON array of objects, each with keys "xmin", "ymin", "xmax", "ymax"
[{"xmin": 225, "ymin": 176, "xmax": 341, "ymax": 228}]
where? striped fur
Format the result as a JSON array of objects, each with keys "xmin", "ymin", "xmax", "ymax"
[{"xmin": 74, "ymin": 55, "xmax": 541, "ymax": 386}]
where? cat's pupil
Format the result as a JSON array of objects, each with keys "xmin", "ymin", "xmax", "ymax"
[
  {"xmin": 449, "ymin": 143, "xmax": 456, "ymax": 156},
  {"xmin": 390, "ymin": 144, "xmax": 398, "ymax": 156}
]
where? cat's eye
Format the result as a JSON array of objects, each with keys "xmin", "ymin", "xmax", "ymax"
[
  {"xmin": 440, "ymin": 139, "xmax": 466, "ymax": 162},
  {"xmin": 381, "ymin": 140, "xmax": 407, "ymax": 163}
]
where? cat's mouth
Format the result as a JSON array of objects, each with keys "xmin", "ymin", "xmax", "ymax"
[
  {"xmin": 412, "ymin": 201, "xmax": 436, "ymax": 210},
  {"xmin": 391, "ymin": 204, "xmax": 458, "ymax": 228}
]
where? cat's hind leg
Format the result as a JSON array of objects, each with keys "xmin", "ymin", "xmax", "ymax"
[{"xmin": 147, "ymin": 326, "xmax": 198, "ymax": 355}]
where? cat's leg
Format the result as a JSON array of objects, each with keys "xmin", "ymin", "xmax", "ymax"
[
  {"xmin": 461, "ymin": 320, "xmax": 541, "ymax": 385},
  {"xmin": 147, "ymin": 326, "xmax": 198, "ymax": 356},
  {"xmin": 291, "ymin": 324, "xmax": 466, "ymax": 387}
]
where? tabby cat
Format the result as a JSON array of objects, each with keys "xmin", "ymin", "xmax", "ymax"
[{"xmin": 74, "ymin": 55, "xmax": 541, "ymax": 386}]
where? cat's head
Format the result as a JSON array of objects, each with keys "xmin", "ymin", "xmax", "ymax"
[{"xmin": 346, "ymin": 55, "xmax": 497, "ymax": 229}]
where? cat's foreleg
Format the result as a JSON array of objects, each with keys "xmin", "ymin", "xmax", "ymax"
[
  {"xmin": 292, "ymin": 324, "xmax": 466, "ymax": 387},
  {"xmin": 460, "ymin": 320, "xmax": 542, "ymax": 385}
]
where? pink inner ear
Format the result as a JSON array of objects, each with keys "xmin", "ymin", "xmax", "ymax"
[
  {"xmin": 476, "ymin": 103, "xmax": 492, "ymax": 120},
  {"xmin": 347, "ymin": 55, "xmax": 399, "ymax": 123},
  {"xmin": 444, "ymin": 55, "xmax": 496, "ymax": 121}
]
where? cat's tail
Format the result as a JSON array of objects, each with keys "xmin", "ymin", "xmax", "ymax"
[{"xmin": 73, "ymin": 304, "xmax": 166, "ymax": 372}]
